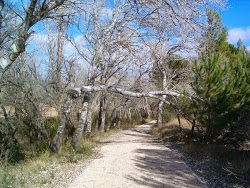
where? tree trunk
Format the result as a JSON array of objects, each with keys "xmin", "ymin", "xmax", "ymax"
[
  {"xmin": 117, "ymin": 110, "xmax": 122, "ymax": 128},
  {"xmin": 128, "ymin": 108, "xmax": 132, "ymax": 122},
  {"xmin": 191, "ymin": 119, "xmax": 195, "ymax": 135},
  {"xmin": 85, "ymin": 92, "xmax": 98, "ymax": 138},
  {"xmin": 72, "ymin": 100, "xmax": 89, "ymax": 148},
  {"xmin": 94, "ymin": 118, "xmax": 99, "ymax": 132},
  {"xmin": 0, "ymin": 0, "xmax": 4, "ymax": 30},
  {"xmin": 85, "ymin": 104, "xmax": 93, "ymax": 138},
  {"xmin": 157, "ymin": 99, "xmax": 164, "ymax": 128},
  {"xmin": 174, "ymin": 106, "xmax": 182, "ymax": 133},
  {"xmin": 50, "ymin": 95, "xmax": 72, "ymax": 153},
  {"xmin": 99, "ymin": 94, "xmax": 107, "ymax": 133},
  {"xmin": 145, "ymin": 98, "xmax": 151, "ymax": 119},
  {"xmin": 136, "ymin": 108, "xmax": 143, "ymax": 122},
  {"xmin": 68, "ymin": 85, "xmax": 182, "ymax": 100},
  {"xmin": 157, "ymin": 72, "xmax": 168, "ymax": 128}
]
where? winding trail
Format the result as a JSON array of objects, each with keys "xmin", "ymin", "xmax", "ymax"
[{"xmin": 69, "ymin": 122, "xmax": 206, "ymax": 188}]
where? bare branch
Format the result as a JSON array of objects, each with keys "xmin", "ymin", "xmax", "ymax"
[{"xmin": 68, "ymin": 85, "xmax": 182, "ymax": 99}]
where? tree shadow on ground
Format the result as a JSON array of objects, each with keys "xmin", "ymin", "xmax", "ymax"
[{"xmin": 126, "ymin": 131, "xmax": 206, "ymax": 188}]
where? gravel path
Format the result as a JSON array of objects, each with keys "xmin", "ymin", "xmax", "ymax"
[{"xmin": 68, "ymin": 122, "xmax": 206, "ymax": 188}]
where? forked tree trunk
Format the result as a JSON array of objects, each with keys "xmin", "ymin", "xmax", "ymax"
[{"xmin": 50, "ymin": 95, "xmax": 72, "ymax": 153}]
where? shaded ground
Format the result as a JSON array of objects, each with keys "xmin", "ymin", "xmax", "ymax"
[
  {"xmin": 166, "ymin": 142, "xmax": 250, "ymax": 188},
  {"xmin": 156, "ymin": 118, "xmax": 250, "ymax": 188},
  {"xmin": 69, "ymin": 122, "xmax": 206, "ymax": 188}
]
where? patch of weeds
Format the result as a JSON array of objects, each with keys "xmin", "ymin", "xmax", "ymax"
[
  {"xmin": 58, "ymin": 139, "xmax": 95, "ymax": 164},
  {"xmin": 0, "ymin": 163, "xmax": 26, "ymax": 188}
]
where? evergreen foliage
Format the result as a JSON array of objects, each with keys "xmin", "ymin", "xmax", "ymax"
[
  {"xmin": 182, "ymin": 9, "xmax": 250, "ymax": 142},
  {"xmin": 190, "ymin": 53, "xmax": 250, "ymax": 140}
]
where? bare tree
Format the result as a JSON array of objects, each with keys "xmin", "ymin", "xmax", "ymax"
[{"xmin": 0, "ymin": 0, "xmax": 70, "ymax": 75}]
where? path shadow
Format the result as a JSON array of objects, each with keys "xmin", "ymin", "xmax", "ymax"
[{"xmin": 126, "ymin": 146, "xmax": 206, "ymax": 188}]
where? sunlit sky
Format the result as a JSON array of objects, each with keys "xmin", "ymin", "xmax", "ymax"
[{"xmin": 220, "ymin": 0, "xmax": 250, "ymax": 51}]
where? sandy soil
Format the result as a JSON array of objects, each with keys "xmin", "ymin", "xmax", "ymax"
[{"xmin": 69, "ymin": 122, "xmax": 206, "ymax": 188}]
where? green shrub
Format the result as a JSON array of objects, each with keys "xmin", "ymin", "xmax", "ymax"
[
  {"xmin": 185, "ymin": 53, "xmax": 250, "ymax": 142},
  {"xmin": 44, "ymin": 117, "xmax": 59, "ymax": 139}
]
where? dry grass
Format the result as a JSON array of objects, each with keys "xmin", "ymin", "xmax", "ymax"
[
  {"xmin": 90, "ymin": 128, "xmax": 120, "ymax": 144},
  {"xmin": 0, "ymin": 106, "xmax": 59, "ymax": 118},
  {"xmin": 41, "ymin": 107, "xmax": 58, "ymax": 117},
  {"xmin": 162, "ymin": 118, "xmax": 192, "ymax": 130},
  {"xmin": 152, "ymin": 118, "xmax": 192, "ymax": 140}
]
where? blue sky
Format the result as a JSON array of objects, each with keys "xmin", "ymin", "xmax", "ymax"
[{"xmin": 220, "ymin": 0, "xmax": 250, "ymax": 51}]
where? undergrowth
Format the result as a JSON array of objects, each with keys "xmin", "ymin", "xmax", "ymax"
[
  {"xmin": 0, "ymin": 113, "xmax": 147, "ymax": 188},
  {"xmin": 1, "ymin": 134, "xmax": 97, "ymax": 187}
]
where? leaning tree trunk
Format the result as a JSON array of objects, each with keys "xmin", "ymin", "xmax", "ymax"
[
  {"xmin": 50, "ymin": 95, "xmax": 72, "ymax": 153},
  {"xmin": 72, "ymin": 97, "xmax": 89, "ymax": 148}
]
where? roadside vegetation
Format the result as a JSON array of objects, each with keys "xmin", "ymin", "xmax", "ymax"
[{"xmin": 0, "ymin": 116, "xmax": 143, "ymax": 188}]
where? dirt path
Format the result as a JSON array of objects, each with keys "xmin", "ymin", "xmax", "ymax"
[{"xmin": 69, "ymin": 122, "xmax": 206, "ymax": 188}]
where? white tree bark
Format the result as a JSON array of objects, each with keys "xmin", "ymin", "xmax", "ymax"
[
  {"xmin": 72, "ymin": 100, "xmax": 88, "ymax": 148},
  {"xmin": 157, "ymin": 71, "xmax": 168, "ymax": 128},
  {"xmin": 50, "ymin": 94, "xmax": 72, "ymax": 153},
  {"xmin": 99, "ymin": 94, "xmax": 107, "ymax": 133},
  {"xmin": 85, "ymin": 103, "xmax": 93, "ymax": 138},
  {"xmin": 68, "ymin": 85, "xmax": 181, "ymax": 101}
]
